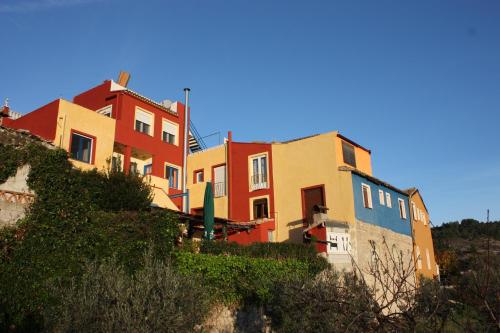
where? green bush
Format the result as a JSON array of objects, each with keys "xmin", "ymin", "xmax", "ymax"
[
  {"xmin": 199, "ymin": 240, "xmax": 329, "ymax": 274},
  {"xmin": 43, "ymin": 251, "xmax": 211, "ymax": 333},
  {"xmin": 174, "ymin": 251, "xmax": 312, "ymax": 304}
]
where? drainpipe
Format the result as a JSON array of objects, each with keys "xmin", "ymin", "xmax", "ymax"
[
  {"xmin": 227, "ymin": 131, "xmax": 232, "ymax": 219},
  {"xmin": 182, "ymin": 88, "xmax": 191, "ymax": 213}
]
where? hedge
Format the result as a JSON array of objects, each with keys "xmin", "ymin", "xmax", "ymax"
[
  {"xmin": 174, "ymin": 251, "xmax": 312, "ymax": 304},
  {"xmin": 199, "ymin": 240, "xmax": 329, "ymax": 274}
]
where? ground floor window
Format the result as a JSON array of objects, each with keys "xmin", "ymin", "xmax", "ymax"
[
  {"xmin": 253, "ymin": 198, "xmax": 269, "ymax": 219},
  {"xmin": 70, "ymin": 132, "xmax": 93, "ymax": 163}
]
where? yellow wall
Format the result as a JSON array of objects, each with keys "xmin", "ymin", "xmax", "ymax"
[
  {"xmin": 410, "ymin": 190, "xmax": 438, "ymax": 279},
  {"xmin": 272, "ymin": 132, "xmax": 356, "ymax": 243},
  {"xmin": 187, "ymin": 145, "xmax": 228, "ymax": 219},
  {"xmin": 55, "ymin": 99, "xmax": 116, "ymax": 171},
  {"xmin": 335, "ymin": 134, "xmax": 373, "ymax": 175}
]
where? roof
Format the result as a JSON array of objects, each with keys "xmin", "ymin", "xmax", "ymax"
[
  {"xmin": 0, "ymin": 125, "xmax": 55, "ymax": 148},
  {"xmin": 339, "ymin": 166, "xmax": 408, "ymax": 196},
  {"xmin": 404, "ymin": 187, "xmax": 430, "ymax": 213},
  {"xmin": 337, "ymin": 133, "xmax": 371, "ymax": 153}
]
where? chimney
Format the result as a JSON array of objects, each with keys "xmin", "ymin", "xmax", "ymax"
[
  {"xmin": 117, "ymin": 71, "xmax": 131, "ymax": 87},
  {"xmin": 1, "ymin": 98, "xmax": 10, "ymax": 118}
]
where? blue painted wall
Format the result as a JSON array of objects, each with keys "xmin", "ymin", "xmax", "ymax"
[{"xmin": 352, "ymin": 173, "xmax": 412, "ymax": 236}]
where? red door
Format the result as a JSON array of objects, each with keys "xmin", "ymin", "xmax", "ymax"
[{"xmin": 302, "ymin": 186, "xmax": 325, "ymax": 226}]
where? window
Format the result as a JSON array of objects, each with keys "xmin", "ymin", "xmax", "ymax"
[
  {"xmin": 385, "ymin": 192, "xmax": 392, "ymax": 208},
  {"xmin": 96, "ymin": 105, "xmax": 112, "ymax": 117},
  {"xmin": 70, "ymin": 132, "xmax": 93, "ymax": 164},
  {"xmin": 250, "ymin": 155, "xmax": 268, "ymax": 190},
  {"xmin": 135, "ymin": 108, "xmax": 153, "ymax": 135},
  {"xmin": 423, "ymin": 213, "xmax": 427, "ymax": 226},
  {"xmin": 361, "ymin": 184, "xmax": 372, "ymax": 209},
  {"xmin": 111, "ymin": 155, "xmax": 121, "ymax": 172},
  {"xmin": 162, "ymin": 119, "xmax": 178, "ymax": 145},
  {"xmin": 213, "ymin": 164, "xmax": 226, "ymax": 197},
  {"xmin": 398, "ymin": 198, "xmax": 407, "ymax": 219},
  {"xmin": 412, "ymin": 202, "xmax": 417, "ymax": 220},
  {"xmin": 416, "ymin": 246, "xmax": 422, "ymax": 269},
  {"xmin": 253, "ymin": 198, "xmax": 269, "ymax": 219},
  {"xmin": 130, "ymin": 162, "xmax": 138, "ymax": 175},
  {"xmin": 342, "ymin": 141, "xmax": 356, "ymax": 167},
  {"xmin": 267, "ymin": 230, "xmax": 274, "ymax": 242},
  {"xmin": 327, "ymin": 232, "xmax": 351, "ymax": 254},
  {"xmin": 144, "ymin": 164, "xmax": 152, "ymax": 175},
  {"xmin": 194, "ymin": 170, "xmax": 204, "ymax": 183},
  {"xmin": 165, "ymin": 165, "xmax": 179, "ymax": 189},
  {"xmin": 379, "ymin": 189, "xmax": 385, "ymax": 206},
  {"xmin": 426, "ymin": 248, "xmax": 431, "ymax": 270}
]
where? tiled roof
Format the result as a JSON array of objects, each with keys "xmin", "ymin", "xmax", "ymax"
[{"xmin": 338, "ymin": 166, "xmax": 407, "ymax": 196}]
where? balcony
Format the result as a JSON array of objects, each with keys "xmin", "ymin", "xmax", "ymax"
[
  {"xmin": 250, "ymin": 173, "xmax": 268, "ymax": 191},
  {"xmin": 214, "ymin": 182, "xmax": 226, "ymax": 198}
]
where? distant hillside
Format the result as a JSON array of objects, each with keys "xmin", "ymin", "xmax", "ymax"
[{"xmin": 432, "ymin": 219, "xmax": 500, "ymax": 283}]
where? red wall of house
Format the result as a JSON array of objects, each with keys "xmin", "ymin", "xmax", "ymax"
[
  {"xmin": 5, "ymin": 100, "xmax": 60, "ymax": 141},
  {"xmin": 73, "ymin": 80, "xmax": 187, "ymax": 210},
  {"xmin": 308, "ymin": 226, "xmax": 327, "ymax": 253},
  {"xmin": 228, "ymin": 142, "xmax": 275, "ymax": 222}
]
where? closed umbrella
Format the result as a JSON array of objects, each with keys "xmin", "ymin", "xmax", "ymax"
[{"xmin": 203, "ymin": 181, "xmax": 215, "ymax": 240}]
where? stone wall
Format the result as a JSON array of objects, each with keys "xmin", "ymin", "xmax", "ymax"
[{"xmin": 0, "ymin": 165, "xmax": 33, "ymax": 228}]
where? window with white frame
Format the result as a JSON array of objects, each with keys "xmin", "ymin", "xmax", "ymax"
[
  {"xmin": 423, "ymin": 212, "xmax": 427, "ymax": 225},
  {"xmin": 416, "ymin": 246, "xmax": 422, "ymax": 269},
  {"xmin": 411, "ymin": 202, "xmax": 416, "ymax": 220},
  {"xmin": 379, "ymin": 189, "xmax": 385, "ymax": 206},
  {"xmin": 165, "ymin": 165, "xmax": 179, "ymax": 189},
  {"xmin": 398, "ymin": 198, "xmax": 407, "ymax": 219},
  {"xmin": 162, "ymin": 119, "xmax": 178, "ymax": 145},
  {"xmin": 385, "ymin": 192, "xmax": 392, "ymax": 208},
  {"xmin": 361, "ymin": 184, "xmax": 373, "ymax": 209},
  {"xmin": 96, "ymin": 105, "xmax": 112, "ymax": 117},
  {"xmin": 250, "ymin": 155, "xmax": 268, "ymax": 190},
  {"xmin": 135, "ymin": 108, "xmax": 153, "ymax": 135},
  {"xmin": 426, "ymin": 248, "xmax": 431, "ymax": 270},
  {"xmin": 327, "ymin": 232, "xmax": 351, "ymax": 254}
]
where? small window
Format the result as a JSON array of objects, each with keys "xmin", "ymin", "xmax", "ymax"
[
  {"xmin": 70, "ymin": 133, "xmax": 93, "ymax": 164},
  {"xmin": 97, "ymin": 105, "xmax": 112, "ymax": 117},
  {"xmin": 412, "ymin": 202, "xmax": 417, "ymax": 220},
  {"xmin": 361, "ymin": 184, "xmax": 372, "ymax": 209},
  {"xmin": 398, "ymin": 198, "xmax": 407, "ymax": 219},
  {"xmin": 162, "ymin": 119, "xmax": 178, "ymax": 145},
  {"xmin": 426, "ymin": 248, "xmax": 431, "ymax": 270},
  {"xmin": 144, "ymin": 164, "xmax": 152, "ymax": 175},
  {"xmin": 267, "ymin": 230, "xmax": 274, "ymax": 243},
  {"xmin": 423, "ymin": 213, "xmax": 427, "ymax": 226},
  {"xmin": 130, "ymin": 162, "xmax": 138, "ymax": 175},
  {"xmin": 385, "ymin": 192, "xmax": 392, "ymax": 208},
  {"xmin": 165, "ymin": 165, "xmax": 179, "ymax": 189},
  {"xmin": 135, "ymin": 108, "xmax": 153, "ymax": 135},
  {"xmin": 250, "ymin": 155, "xmax": 268, "ymax": 190},
  {"xmin": 342, "ymin": 141, "xmax": 356, "ymax": 167},
  {"xmin": 378, "ymin": 189, "xmax": 385, "ymax": 206},
  {"xmin": 111, "ymin": 155, "xmax": 121, "ymax": 172},
  {"xmin": 416, "ymin": 246, "xmax": 422, "ymax": 269},
  {"xmin": 194, "ymin": 170, "xmax": 204, "ymax": 183},
  {"xmin": 253, "ymin": 198, "xmax": 269, "ymax": 219}
]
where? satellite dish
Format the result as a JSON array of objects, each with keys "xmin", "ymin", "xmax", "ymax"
[{"xmin": 161, "ymin": 99, "xmax": 173, "ymax": 108}]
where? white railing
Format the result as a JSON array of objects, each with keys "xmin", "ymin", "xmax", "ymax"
[{"xmin": 250, "ymin": 173, "xmax": 268, "ymax": 190}]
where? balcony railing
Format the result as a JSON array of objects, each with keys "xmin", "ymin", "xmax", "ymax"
[
  {"xmin": 250, "ymin": 173, "xmax": 268, "ymax": 190},
  {"xmin": 214, "ymin": 182, "xmax": 226, "ymax": 198}
]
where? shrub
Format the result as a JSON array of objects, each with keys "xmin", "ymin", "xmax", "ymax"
[
  {"xmin": 199, "ymin": 240, "xmax": 329, "ymax": 274},
  {"xmin": 43, "ymin": 252, "xmax": 210, "ymax": 333},
  {"xmin": 174, "ymin": 251, "xmax": 311, "ymax": 304}
]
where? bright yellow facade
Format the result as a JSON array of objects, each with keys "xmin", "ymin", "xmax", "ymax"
[
  {"xmin": 186, "ymin": 145, "xmax": 228, "ymax": 218},
  {"xmin": 55, "ymin": 99, "xmax": 116, "ymax": 171},
  {"xmin": 272, "ymin": 132, "xmax": 369, "ymax": 243},
  {"xmin": 409, "ymin": 189, "xmax": 438, "ymax": 279}
]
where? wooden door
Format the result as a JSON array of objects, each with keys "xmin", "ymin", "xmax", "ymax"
[{"xmin": 302, "ymin": 186, "xmax": 325, "ymax": 226}]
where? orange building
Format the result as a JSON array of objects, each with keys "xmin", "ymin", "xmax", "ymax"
[{"xmin": 407, "ymin": 188, "xmax": 439, "ymax": 279}]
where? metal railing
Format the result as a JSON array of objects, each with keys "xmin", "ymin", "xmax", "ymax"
[
  {"xmin": 214, "ymin": 182, "xmax": 226, "ymax": 197},
  {"xmin": 250, "ymin": 173, "xmax": 268, "ymax": 190}
]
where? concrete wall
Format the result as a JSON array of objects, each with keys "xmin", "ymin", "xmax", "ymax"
[{"xmin": 0, "ymin": 165, "xmax": 33, "ymax": 227}]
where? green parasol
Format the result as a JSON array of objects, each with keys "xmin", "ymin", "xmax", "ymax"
[{"xmin": 203, "ymin": 181, "xmax": 215, "ymax": 240}]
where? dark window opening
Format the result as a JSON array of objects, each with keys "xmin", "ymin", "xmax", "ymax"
[
  {"xmin": 130, "ymin": 162, "xmax": 138, "ymax": 175},
  {"xmin": 162, "ymin": 131, "xmax": 176, "ymax": 144},
  {"xmin": 135, "ymin": 120, "xmax": 150, "ymax": 135},
  {"xmin": 70, "ymin": 133, "xmax": 92, "ymax": 163},
  {"xmin": 342, "ymin": 141, "xmax": 356, "ymax": 167},
  {"xmin": 253, "ymin": 198, "xmax": 269, "ymax": 219}
]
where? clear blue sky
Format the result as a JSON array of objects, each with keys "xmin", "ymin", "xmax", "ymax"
[{"xmin": 1, "ymin": 0, "xmax": 499, "ymax": 224}]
